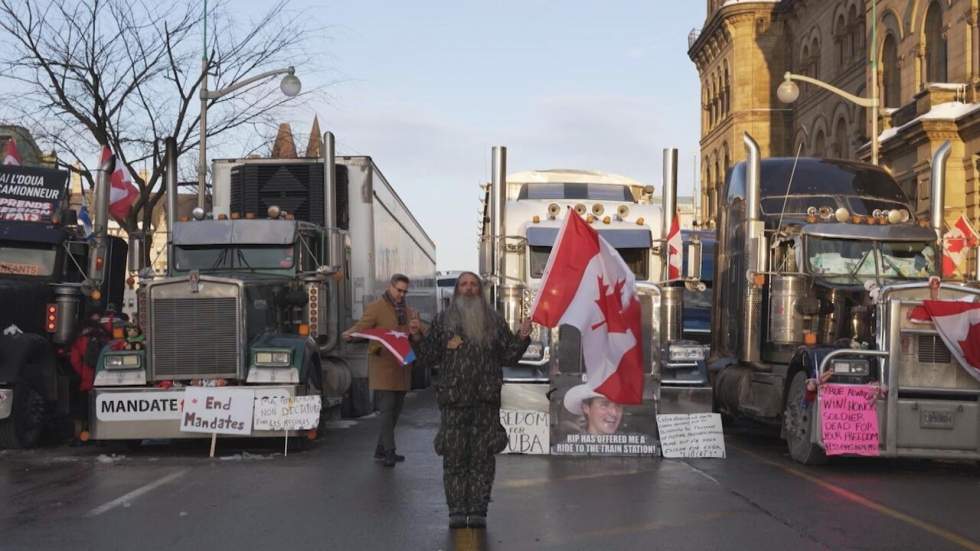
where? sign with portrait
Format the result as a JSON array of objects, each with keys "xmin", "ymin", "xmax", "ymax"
[
  {"xmin": 0, "ymin": 165, "xmax": 68, "ymax": 223},
  {"xmin": 549, "ymin": 374, "xmax": 659, "ymax": 456}
]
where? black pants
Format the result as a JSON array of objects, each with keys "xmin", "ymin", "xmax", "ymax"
[
  {"xmin": 439, "ymin": 406, "xmax": 498, "ymax": 516},
  {"xmin": 375, "ymin": 390, "xmax": 406, "ymax": 452}
]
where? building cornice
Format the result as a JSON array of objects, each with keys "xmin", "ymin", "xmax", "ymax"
[{"xmin": 689, "ymin": 3, "xmax": 782, "ymax": 63}]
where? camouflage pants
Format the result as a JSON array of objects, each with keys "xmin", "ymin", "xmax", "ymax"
[{"xmin": 435, "ymin": 406, "xmax": 506, "ymax": 516}]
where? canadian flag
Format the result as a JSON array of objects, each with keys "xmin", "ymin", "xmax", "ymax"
[
  {"xmin": 3, "ymin": 139, "xmax": 22, "ymax": 166},
  {"xmin": 942, "ymin": 215, "xmax": 979, "ymax": 277},
  {"xmin": 349, "ymin": 328, "xmax": 416, "ymax": 365},
  {"xmin": 916, "ymin": 300, "xmax": 980, "ymax": 383},
  {"xmin": 530, "ymin": 211, "xmax": 644, "ymax": 404},
  {"xmin": 101, "ymin": 146, "xmax": 139, "ymax": 222},
  {"xmin": 666, "ymin": 211, "xmax": 682, "ymax": 280}
]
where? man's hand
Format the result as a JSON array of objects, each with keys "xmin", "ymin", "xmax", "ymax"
[
  {"xmin": 342, "ymin": 330, "xmax": 354, "ymax": 342},
  {"xmin": 518, "ymin": 318, "xmax": 532, "ymax": 339}
]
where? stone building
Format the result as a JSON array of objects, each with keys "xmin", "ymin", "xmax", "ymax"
[{"xmin": 689, "ymin": 0, "xmax": 980, "ymax": 234}]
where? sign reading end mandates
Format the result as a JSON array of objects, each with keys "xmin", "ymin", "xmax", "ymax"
[
  {"xmin": 0, "ymin": 165, "xmax": 68, "ymax": 223},
  {"xmin": 180, "ymin": 387, "xmax": 255, "ymax": 436}
]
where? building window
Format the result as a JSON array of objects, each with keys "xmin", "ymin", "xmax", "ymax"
[
  {"xmin": 924, "ymin": 1, "xmax": 948, "ymax": 83},
  {"xmin": 833, "ymin": 118, "xmax": 848, "ymax": 159},
  {"xmin": 882, "ymin": 33, "xmax": 900, "ymax": 107},
  {"xmin": 813, "ymin": 130, "xmax": 826, "ymax": 157},
  {"xmin": 836, "ymin": 15, "xmax": 847, "ymax": 67}
]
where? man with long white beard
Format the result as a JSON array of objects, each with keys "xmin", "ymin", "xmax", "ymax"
[{"xmin": 410, "ymin": 271, "xmax": 532, "ymax": 530}]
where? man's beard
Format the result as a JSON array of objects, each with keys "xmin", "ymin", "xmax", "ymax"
[{"xmin": 452, "ymin": 295, "xmax": 490, "ymax": 346}]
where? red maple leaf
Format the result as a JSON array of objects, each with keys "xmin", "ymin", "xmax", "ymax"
[
  {"xmin": 947, "ymin": 237, "xmax": 966, "ymax": 254},
  {"xmin": 591, "ymin": 276, "xmax": 630, "ymax": 333}
]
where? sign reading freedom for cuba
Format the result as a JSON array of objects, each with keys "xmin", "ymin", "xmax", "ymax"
[
  {"xmin": 0, "ymin": 165, "xmax": 68, "ymax": 223},
  {"xmin": 180, "ymin": 387, "xmax": 255, "ymax": 436}
]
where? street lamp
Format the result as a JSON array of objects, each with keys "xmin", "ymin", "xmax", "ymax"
[
  {"xmin": 197, "ymin": 66, "xmax": 302, "ymax": 208},
  {"xmin": 776, "ymin": 71, "xmax": 879, "ymax": 165}
]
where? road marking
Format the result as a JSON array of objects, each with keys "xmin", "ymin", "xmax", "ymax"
[
  {"xmin": 731, "ymin": 445, "xmax": 980, "ymax": 551},
  {"xmin": 86, "ymin": 469, "xmax": 188, "ymax": 517}
]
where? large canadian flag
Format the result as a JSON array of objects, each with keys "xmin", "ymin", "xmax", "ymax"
[
  {"xmin": 530, "ymin": 211, "xmax": 644, "ymax": 404},
  {"xmin": 3, "ymin": 139, "xmax": 22, "ymax": 166},
  {"xmin": 101, "ymin": 146, "xmax": 139, "ymax": 222},
  {"xmin": 917, "ymin": 300, "xmax": 980, "ymax": 383},
  {"xmin": 942, "ymin": 215, "xmax": 979, "ymax": 277},
  {"xmin": 666, "ymin": 211, "xmax": 682, "ymax": 280}
]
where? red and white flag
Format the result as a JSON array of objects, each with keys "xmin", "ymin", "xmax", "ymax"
[
  {"xmin": 101, "ymin": 146, "xmax": 139, "ymax": 222},
  {"xmin": 915, "ymin": 300, "xmax": 980, "ymax": 383},
  {"xmin": 666, "ymin": 211, "xmax": 682, "ymax": 280},
  {"xmin": 942, "ymin": 215, "xmax": 978, "ymax": 277},
  {"xmin": 3, "ymin": 139, "xmax": 22, "ymax": 166},
  {"xmin": 349, "ymin": 328, "xmax": 416, "ymax": 365},
  {"xmin": 530, "ymin": 211, "xmax": 644, "ymax": 404}
]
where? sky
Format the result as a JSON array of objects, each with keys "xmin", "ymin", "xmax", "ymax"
[{"xmin": 248, "ymin": 1, "xmax": 705, "ymax": 271}]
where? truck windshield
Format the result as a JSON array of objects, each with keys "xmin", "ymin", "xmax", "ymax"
[
  {"xmin": 0, "ymin": 243, "xmax": 57, "ymax": 276},
  {"xmin": 807, "ymin": 237, "xmax": 935, "ymax": 282},
  {"xmin": 529, "ymin": 246, "xmax": 648, "ymax": 279},
  {"xmin": 174, "ymin": 244, "xmax": 295, "ymax": 271}
]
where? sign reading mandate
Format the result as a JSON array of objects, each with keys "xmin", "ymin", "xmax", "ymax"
[{"xmin": 180, "ymin": 387, "xmax": 254, "ymax": 436}]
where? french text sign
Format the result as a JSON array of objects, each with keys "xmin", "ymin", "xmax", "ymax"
[
  {"xmin": 656, "ymin": 413, "xmax": 726, "ymax": 458},
  {"xmin": 819, "ymin": 383, "xmax": 880, "ymax": 456},
  {"xmin": 253, "ymin": 392, "xmax": 322, "ymax": 431},
  {"xmin": 180, "ymin": 387, "xmax": 254, "ymax": 435},
  {"xmin": 500, "ymin": 409, "xmax": 549, "ymax": 454}
]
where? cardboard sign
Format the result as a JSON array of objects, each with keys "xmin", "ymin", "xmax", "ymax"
[
  {"xmin": 0, "ymin": 165, "xmax": 68, "ymax": 222},
  {"xmin": 500, "ymin": 409, "xmax": 549, "ymax": 454},
  {"xmin": 95, "ymin": 391, "xmax": 183, "ymax": 421},
  {"xmin": 819, "ymin": 383, "xmax": 880, "ymax": 456},
  {"xmin": 180, "ymin": 387, "xmax": 254, "ymax": 435},
  {"xmin": 253, "ymin": 391, "xmax": 322, "ymax": 431},
  {"xmin": 656, "ymin": 413, "xmax": 726, "ymax": 458}
]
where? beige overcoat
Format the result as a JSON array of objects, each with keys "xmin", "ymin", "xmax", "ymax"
[{"xmin": 349, "ymin": 297, "xmax": 413, "ymax": 392}]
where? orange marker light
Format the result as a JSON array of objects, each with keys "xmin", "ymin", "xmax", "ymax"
[
  {"xmin": 803, "ymin": 331, "xmax": 817, "ymax": 346},
  {"xmin": 298, "ymin": 323, "xmax": 310, "ymax": 336}
]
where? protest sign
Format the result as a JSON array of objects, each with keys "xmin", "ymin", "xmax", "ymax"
[
  {"xmin": 819, "ymin": 383, "xmax": 880, "ymax": 456},
  {"xmin": 0, "ymin": 165, "xmax": 68, "ymax": 223},
  {"xmin": 500, "ymin": 409, "xmax": 549, "ymax": 454},
  {"xmin": 253, "ymin": 391, "xmax": 322, "ymax": 431},
  {"xmin": 656, "ymin": 413, "xmax": 726, "ymax": 458},
  {"xmin": 180, "ymin": 387, "xmax": 254, "ymax": 436}
]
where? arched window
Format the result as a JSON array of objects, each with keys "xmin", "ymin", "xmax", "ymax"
[
  {"xmin": 801, "ymin": 44, "xmax": 810, "ymax": 76},
  {"xmin": 924, "ymin": 1, "xmax": 947, "ymax": 83},
  {"xmin": 882, "ymin": 33, "xmax": 900, "ymax": 107},
  {"xmin": 833, "ymin": 118, "xmax": 849, "ymax": 159},
  {"xmin": 723, "ymin": 62, "xmax": 730, "ymax": 114},
  {"xmin": 811, "ymin": 37, "xmax": 821, "ymax": 79},
  {"xmin": 836, "ymin": 15, "xmax": 847, "ymax": 67},
  {"xmin": 848, "ymin": 4, "xmax": 861, "ymax": 59},
  {"xmin": 813, "ymin": 130, "xmax": 827, "ymax": 157}
]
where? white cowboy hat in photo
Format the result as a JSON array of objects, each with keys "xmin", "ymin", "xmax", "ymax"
[{"xmin": 563, "ymin": 383, "xmax": 606, "ymax": 416}]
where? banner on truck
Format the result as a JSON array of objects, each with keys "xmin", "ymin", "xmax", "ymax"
[{"xmin": 0, "ymin": 165, "xmax": 68, "ymax": 223}]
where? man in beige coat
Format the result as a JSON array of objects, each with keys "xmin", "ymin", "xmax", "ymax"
[{"xmin": 343, "ymin": 274, "xmax": 415, "ymax": 467}]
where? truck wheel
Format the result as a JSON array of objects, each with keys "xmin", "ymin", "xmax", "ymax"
[
  {"xmin": 783, "ymin": 372, "xmax": 827, "ymax": 465},
  {"xmin": 0, "ymin": 384, "xmax": 46, "ymax": 449}
]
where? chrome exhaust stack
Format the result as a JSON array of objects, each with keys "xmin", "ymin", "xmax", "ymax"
[
  {"xmin": 86, "ymin": 148, "xmax": 113, "ymax": 292},
  {"xmin": 322, "ymin": 131, "xmax": 341, "ymax": 352},
  {"xmin": 741, "ymin": 132, "xmax": 767, "ymax": 363},
  {"xmin": 930, "ymin": 141, "xmax": 951, "ymax": 246},
  {"xmin": 490, "ymin": 146, "xmax": 507, "ymax": 308},
  {"xmin": 165, "ymin": 137, "xmax": 178, "ymax": 274},
  {"xmin": 661, "ymin": 148, "xmax": 682, "ymax": 346}
]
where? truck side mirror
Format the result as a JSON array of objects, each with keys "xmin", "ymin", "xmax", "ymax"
[{"xmin": 686, "ymin": 238, "xmax": 702, "ymax": 281}]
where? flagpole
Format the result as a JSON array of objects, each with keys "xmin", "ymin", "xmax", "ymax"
[{"xmin": 198, "ymin": 0, "xmax": 209, "ymax": 209}]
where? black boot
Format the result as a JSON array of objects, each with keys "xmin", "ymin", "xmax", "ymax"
[
  {"xmin": 374, "ymin": 444, "xmax": 385, "ymax": 460},
  {"xmin": 383, "ymin": 449, "xmax": 398, "ymax": 467},
  {"xmin": 467, "ymin": 514, "xmax": 486, "ymax": 529}
]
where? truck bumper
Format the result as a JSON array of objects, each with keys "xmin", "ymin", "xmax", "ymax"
[
  {"xmin": 0, "ymin": 388, "xmax": 11, "ymax": 420},
  {"xmin": 89, "ymin": 385, "xmax": 307, "ymax": 440},
  {"xmin": 659, "ymin": 384, "xmax": 713, "ymax": 414}
]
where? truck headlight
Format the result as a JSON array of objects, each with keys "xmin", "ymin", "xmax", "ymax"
[
  {"xmin": 105, "ymin": 353, "xmax": 141, "ymax": 370},
  {"xmin": 254, "ymin": 350, "xmax": 292, "ymax": 367},
  {"xmin": 831, "ymin": 359, "xmax": 869, "ymax": 376},
  {"xmin": 668, "ymin": 344, "xmax": 706, "ymax": 362}
]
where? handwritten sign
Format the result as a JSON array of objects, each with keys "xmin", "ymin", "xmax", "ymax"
[
  {"xmin": 180, "ymin": 387, "xmax": 254, "ymax": 435},
  {"xmin": 656, "ymin": 413, "xmax": 726, "ymax": 458},
  {"xmin": 253, "ymin": 391, "xmax": 322, "ymax": 431},
  {"xmin": 500, "ymin": 409, "xmax": 549, "ymax": 454},
  {"xmin": 819, "ymin": 383, "xmax": 880, "ymax": 456}
]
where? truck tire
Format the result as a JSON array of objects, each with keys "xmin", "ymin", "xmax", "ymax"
[
  {"xmin": 0, "ymin": 384, "xmax": 46, "ymax": 449},
  {"xmin": 783, "ymin": 371, "xmax": 827, "ymax": 465}
]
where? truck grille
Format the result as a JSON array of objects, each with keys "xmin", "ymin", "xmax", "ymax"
[
  {"xmin": 917, "ymin": 335, "xmax": 951, "ymax": 364},
  {"xmin": 150, "ymin": 297, "xmax": 240, "ymax": 379}
]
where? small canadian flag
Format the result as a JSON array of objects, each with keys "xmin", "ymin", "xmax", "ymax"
[
  {"xmin": 3, "ymin": 139, "xmax": 22, "ymax": 166},
  {"xmin": 530, "ymin": 210, "xmax": 644, "ymax": 404},
  {"xmin": 100, "ymin": 146, "xmax": 139, "ymax": 222},
  {"xmin": 666, "ymin": 211, "xmax": 682, "ymax": 280},
  {"xmin": 942, "ymin": 214, "xmax": 979, "ymax": 277}
]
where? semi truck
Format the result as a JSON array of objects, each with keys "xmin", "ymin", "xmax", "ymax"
[
  {"xmin": 89, "ymin": 133, "xmax": 436, "ymax": 441},
  {"xmin": 707, "ymin": 132, "xmax": 980, "ymax": 464},
  {"xmin": 0, "ymin": 158, "xmax": 127, "ymax": 448},
  {"xmin": 478, "ymin": 147, "xmax": 713, "ymax": 424}
]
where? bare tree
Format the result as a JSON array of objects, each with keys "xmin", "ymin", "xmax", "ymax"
[{"xmin": 0, "ymin": 0, "xmax": 317, "ymax": 248}]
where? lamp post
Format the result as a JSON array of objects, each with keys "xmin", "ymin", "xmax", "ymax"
[{"xmin": 776, "ymin": 71, "xmax": 879, "ymax": 165}]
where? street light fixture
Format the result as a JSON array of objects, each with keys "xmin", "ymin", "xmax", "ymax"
[
  {"xmin": 197, "ymin": 65, "xmax": 302, "ymax": 209},
  {"xmin": 776, "ymin": 71, "xmax": 879, "ymax": 165}
]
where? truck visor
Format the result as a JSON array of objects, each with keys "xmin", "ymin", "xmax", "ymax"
[{"xmin": 526, "ymin": 226, "xmax": 651, "ymax": 248}]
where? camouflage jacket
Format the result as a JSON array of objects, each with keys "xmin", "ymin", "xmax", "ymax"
[{"xmin": 416, "ymin": 311, "xmax": 530, "ymax": 408}]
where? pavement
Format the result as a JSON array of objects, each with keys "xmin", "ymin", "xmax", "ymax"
[{"xmin": 1, "ymin": 389, "xmax": 979, "ymax": 551}]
